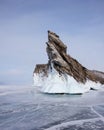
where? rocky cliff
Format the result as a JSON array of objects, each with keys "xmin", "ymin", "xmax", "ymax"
[{"xmin": 33, "ymin": 31, "xmax": 104, "ymax": 94}]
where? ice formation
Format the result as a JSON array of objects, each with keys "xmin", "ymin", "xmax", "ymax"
[{"xmin": 33, "ymin": 31, "xmax": 104, "ymax": 94}]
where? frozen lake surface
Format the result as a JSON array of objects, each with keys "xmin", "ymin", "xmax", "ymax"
[{"xmin": 0, "ymin": 85, "xmax": 104, "ymax": 130}]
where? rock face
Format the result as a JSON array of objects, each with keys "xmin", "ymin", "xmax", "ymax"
[{"xmin": 33, "ymin": 31, "xmax": 104, "ymax": 94}]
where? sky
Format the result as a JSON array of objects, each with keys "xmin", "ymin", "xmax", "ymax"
[{"xmin": 0, "ymin": 0, "xmax": 104, "ymax": 85}]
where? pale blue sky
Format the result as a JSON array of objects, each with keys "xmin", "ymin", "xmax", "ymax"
[{"xmin": 0, "ymin": 0, "xmax": 104, "ymax": 85}]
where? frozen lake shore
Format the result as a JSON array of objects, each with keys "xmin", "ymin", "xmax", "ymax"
[{"xmin": 0, "ymin": 85, "xmax": 104, "ymax": 130}]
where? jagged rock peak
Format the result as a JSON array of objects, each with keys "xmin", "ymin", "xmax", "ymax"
[{"xmin": 33, "ymin": 31, "xmax": 104, "ymax": 94}]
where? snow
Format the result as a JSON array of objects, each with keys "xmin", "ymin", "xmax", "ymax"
[{"xmin": 33, "ymin": 67, "xmax": 103, "ymax": 94}]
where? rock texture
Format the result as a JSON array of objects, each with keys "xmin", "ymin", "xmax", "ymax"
[{"xmin": 34, "ymin": 31, "xmax": 104, "ymax": 85}]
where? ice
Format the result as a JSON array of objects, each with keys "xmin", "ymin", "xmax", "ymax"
[
  {"xmin": 33, "ymin": 68, "xmax": 103, "ymax": 94},
  {"xmin": 0, "ymin": 85, "xmax": 104, "ymax": 130},
  {"xmin": 46, "ymin": 119, "xmax": 104, "ymax": 130}
]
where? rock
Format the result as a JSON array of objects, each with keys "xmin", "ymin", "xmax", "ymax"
[{"xmin": 33, "ymin": 31, "xmax": 104, "ymax": 94}]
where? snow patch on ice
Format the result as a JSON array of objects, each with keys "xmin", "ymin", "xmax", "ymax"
[{"xmin": 45, "ymin": 118, "xmax": 101, "ymax": 130}]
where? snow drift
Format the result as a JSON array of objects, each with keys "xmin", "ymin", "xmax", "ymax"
[{"xmin": 33, "ymin": 31, "xmax": 104, "ymax": 94}]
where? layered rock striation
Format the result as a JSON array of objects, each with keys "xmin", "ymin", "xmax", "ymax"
[{"xmin": 33, "ymin": 31, "xmax": 104, "ymax": 94}]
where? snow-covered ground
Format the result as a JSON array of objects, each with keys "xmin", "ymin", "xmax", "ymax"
[{"xmin": 0, "ymin": 85, "xmax": 104, "ymax": 130}]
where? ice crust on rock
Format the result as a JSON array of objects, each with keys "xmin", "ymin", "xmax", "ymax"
[
  {"xmin": 33, "ymin": 69, "xmax": 102, "ymax": 94},
  {"xmin": 33, "ymin": 31, "xmax": 104, "ymax": 94}
]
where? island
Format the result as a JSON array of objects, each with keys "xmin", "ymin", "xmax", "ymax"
[{"xmin": 33, "ymin": 31, "xmax": 104, "ymax": 94}]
